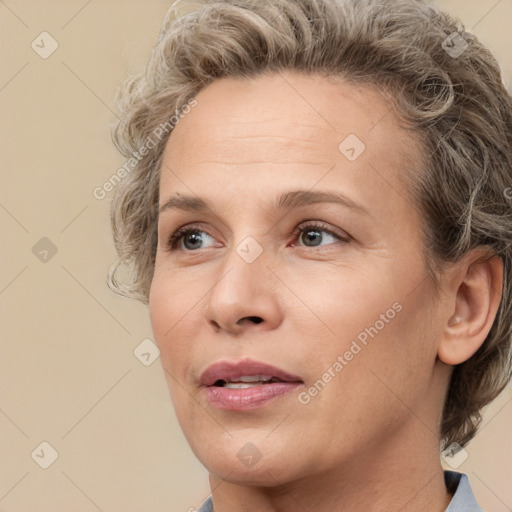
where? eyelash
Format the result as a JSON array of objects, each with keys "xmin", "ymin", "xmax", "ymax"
[{"xmin": 165, "ymin": 221, "xmax": 348, "ymax": 252}]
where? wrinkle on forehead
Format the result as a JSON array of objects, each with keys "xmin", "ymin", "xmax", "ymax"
[{"xmin": 165, "ymin": 71, "xmax": 419, "ymax": 168}]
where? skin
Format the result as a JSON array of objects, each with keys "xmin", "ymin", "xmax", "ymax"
[{"xmin": 149, "ymin": 71, "xmax": 503, "ymax": 512}]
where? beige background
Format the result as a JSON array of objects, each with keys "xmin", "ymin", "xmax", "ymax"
[{"xmin": 0, "ymin": 1, "xmax": 511, "ymax": 511}]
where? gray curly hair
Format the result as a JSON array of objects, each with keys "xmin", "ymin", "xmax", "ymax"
[{"xmin": 108, "ymin": 0, "xmax": 512, "ymax": 450}]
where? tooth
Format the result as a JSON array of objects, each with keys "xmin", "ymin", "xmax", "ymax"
[
  {"xmin": 237, "ymin": 375, "xmax": 273, "ymax": 383},
  {"xmin": 224, "ymin": 382, "xmax": 262, "ymax": 389}
]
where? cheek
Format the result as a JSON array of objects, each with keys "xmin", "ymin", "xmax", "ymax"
[
  {"xmin": 314, "ymin": 301, "xmax": 436, "ymax": 454},
  {"xmin": 303, "ymin": 262, "xmax": 437, "ymax": 405},
  {"xmin": 149, "ymin": 275, "xmax": 207, "ymax": 431},
  {"xmin": 149, "ymin": 273, "xmax": 171, "ymax": 349},
  {"xmin": 291, "ymin": 265, "xmax": 400, "ymax": 352},
  {"xmin": 342, "ymin": 282, "xmax": 439, "ymax": 423},
  {"xmin": 148, "ymin": 270, "xmax": 201, "ymax": 369}
]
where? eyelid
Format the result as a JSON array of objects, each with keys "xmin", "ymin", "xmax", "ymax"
[{"xmin": 292, "ymin": 220, "xmax": 350, "ymax": 245}]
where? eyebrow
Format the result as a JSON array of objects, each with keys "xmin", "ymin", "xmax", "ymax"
[{"xmin": 158, "ymin": 190, "xmax": 369, "ymax": 217}]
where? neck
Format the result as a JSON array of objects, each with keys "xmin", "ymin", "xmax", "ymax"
[{"xmin": 208, "ymin": 421, "xmax": 453, "ymax": 512}]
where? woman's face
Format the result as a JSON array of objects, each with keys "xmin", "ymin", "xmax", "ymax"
[{"xmin": 149, "ymin": 72, "xmax": 448, "ymax": 484}]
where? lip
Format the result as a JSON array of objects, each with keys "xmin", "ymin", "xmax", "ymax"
[
  {"xmin": 200, "ymin": 358, "xmax": 303, "ymax": 386},
  {"xmin": 200, "ymin": 358, "xmax": 304, "ymax": 411}
]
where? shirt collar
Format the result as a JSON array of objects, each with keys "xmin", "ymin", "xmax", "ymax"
[{"xmin": 444, "ymin": 471, "xmax": 483, "ymax": 511}]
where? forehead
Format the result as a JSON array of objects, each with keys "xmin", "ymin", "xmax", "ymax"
[
  {"xmin": 160, "ymin": 72, "xmax": 423, "ymax": 221},
  {"xmin": 163, "ymin": 71, "xmax": 421, "ymax": 169}
]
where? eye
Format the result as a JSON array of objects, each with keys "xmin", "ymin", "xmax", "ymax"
[
  {"xmin": 291, "ymin": 221, "xmax": 348, "ymax": 248},
  {"xmin": 166, "ymin": 224, "xmax": 217, "ymax": 252}
]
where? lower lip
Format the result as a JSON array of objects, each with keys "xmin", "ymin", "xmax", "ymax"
[{"xmin": 205, "ymin": 382, "xmax": 302, "ymax": 410}]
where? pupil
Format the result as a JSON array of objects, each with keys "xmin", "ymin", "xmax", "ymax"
[
  {"xmin": 303, "ymin": 229, "xmax": 321, "ymax": 246},
  {"xmin": 185, "ymin": 232, "xmax": 202, "ymax": 250}
]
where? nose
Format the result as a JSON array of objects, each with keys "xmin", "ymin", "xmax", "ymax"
[{"xmin": 202, "ymin": 248, "xmax": 283, "ymax": 335}]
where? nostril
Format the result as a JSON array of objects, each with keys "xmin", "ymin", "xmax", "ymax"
[{"xmin": 237, "ymin": 316, "xmax": 263, "ymax": 325}]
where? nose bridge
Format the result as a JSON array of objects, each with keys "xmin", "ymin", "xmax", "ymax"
[
  {"xmin": 211, "ymin": 235, "xmax": 270, "ymax": 306},
  {"xmin": 203, "ymin": 234, "xmax": 281, "ymax": 332}
]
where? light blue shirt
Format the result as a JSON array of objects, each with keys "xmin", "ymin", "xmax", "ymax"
[{"xmin": 197, "ymin": 471, "xmax": 482, "ymax": 511}]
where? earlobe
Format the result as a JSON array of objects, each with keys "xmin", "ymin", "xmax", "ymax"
[{"xmin": 437, "ymin": 251, "xmax": 503, "ymax": 366}]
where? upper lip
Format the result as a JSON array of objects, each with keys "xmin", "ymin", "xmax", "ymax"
[{"xmin": 200, "ymin": 358, "xmax": 304, "ymax": 387}]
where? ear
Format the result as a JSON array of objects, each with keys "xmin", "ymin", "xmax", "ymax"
[{"xmin": 437, "ymin": 249, "xmax": 503, "ymax": 366}]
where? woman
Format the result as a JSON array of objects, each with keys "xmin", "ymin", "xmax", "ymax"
[{"xmin": 108, "ymin": 0, "xmax": 512, "ymax": 510}]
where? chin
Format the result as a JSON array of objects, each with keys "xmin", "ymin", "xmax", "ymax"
[
  {"xmin": 203, "ymin": 455, "xmax": 300, "ymax": 487},
  {"xmin": 188, "ymin": 429, "xmax": 306, "ymax": 484}
]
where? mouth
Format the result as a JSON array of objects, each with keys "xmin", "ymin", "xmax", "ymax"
[
  {"xmin": 212, "ymin": 375, "xmax": 288, "ymax": 389},
  {"xmin": 200, "ymin": 359, "xmax": 304, "ymax": 410},
  {"xmin": 200, "ymin": 359, "xmax": 303, "ymax": 387}
]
